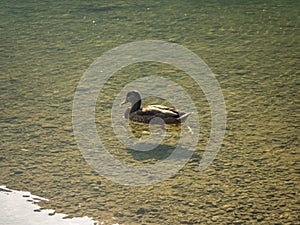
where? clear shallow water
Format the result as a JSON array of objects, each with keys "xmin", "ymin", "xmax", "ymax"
[{"xmin": 1, "ymin": 1, "xmax": 299, "ymax": 224}]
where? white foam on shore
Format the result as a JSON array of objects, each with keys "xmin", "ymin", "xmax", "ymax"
[{"xmin": 0, "ymin": 186, "xmax": 98, "ymax": 225}]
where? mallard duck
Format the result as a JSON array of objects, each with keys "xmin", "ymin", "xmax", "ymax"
[{"xmin": 121, "ymin": 90, "xmax": 191, "ymax": 125}]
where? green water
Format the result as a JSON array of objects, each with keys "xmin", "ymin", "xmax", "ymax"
[{"xmin": 1, "ymin": 0, "xmax": 299, "ymax": 224}]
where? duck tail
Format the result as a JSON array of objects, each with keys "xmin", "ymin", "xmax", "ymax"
[{"xmin": 178, "ymin": 112, "xmax": 192, "ymax": 122}]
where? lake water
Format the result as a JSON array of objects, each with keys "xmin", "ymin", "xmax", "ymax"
[{"xmin": 1, "ymin": 1, "xmax": 299, "ymax": 224}]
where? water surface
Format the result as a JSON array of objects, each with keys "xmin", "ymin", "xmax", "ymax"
[{"xmin": 1, "ymin": 1, "xmax": 299, "ymax": 224}]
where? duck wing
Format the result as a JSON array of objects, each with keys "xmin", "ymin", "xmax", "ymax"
[{"xmin": 140, "ymin": 105, "xmax": 180, "ymax": 117}]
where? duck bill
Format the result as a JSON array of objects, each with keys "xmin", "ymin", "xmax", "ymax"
[{"xmin": 121, "ymin": 99, "xmax": 127, "ymax": 105}]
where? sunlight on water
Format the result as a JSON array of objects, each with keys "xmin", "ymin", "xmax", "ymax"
[{"xmin": 0, "ymin": 186, "xmax": 98, "ymax": 225}]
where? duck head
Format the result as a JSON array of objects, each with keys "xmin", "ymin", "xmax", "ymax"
[{"xmin": 121, "ymin": 90, "xmax": 142, "ymax": 112}]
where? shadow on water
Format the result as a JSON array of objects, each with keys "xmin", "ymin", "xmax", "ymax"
[
  {"xmin": 124, "ymin": 143, "xmax": 198, "ymax": 164},
  {"xmin": 125, "ymin": 144, "xmax": 178, "ymax": 161},
  {"xmin": 114, "ymin": 116, "xmax": 202, "ymax": 165}
]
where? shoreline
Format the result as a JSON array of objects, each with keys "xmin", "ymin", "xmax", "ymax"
[{"xmin": 0, "ymin": 186, "xmax": 99, "ymax": 225}]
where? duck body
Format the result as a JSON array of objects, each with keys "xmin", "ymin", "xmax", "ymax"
[{"xmin": 122, "ymin": 91, "xmax": 190, "ymax": 125}]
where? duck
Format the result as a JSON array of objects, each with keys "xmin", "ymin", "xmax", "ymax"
[{"xmin": 121, "ymin": 90, "xmax": 191, "ymax": 125}]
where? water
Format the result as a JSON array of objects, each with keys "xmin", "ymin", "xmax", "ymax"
[{"xmin": 1, "ymin": 1, "xmax": 299, "ymax": 224}]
